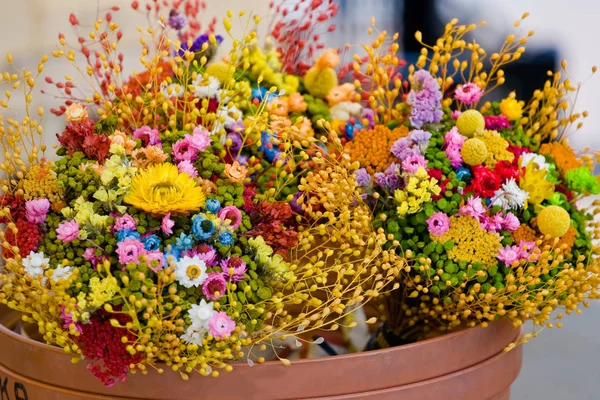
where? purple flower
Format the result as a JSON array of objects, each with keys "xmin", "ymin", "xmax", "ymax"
[
  {"xmin": 226, "ymin": 131, "xmax": 243, "ymax": 153},
  {"xmin": 484, "ymin": 115, "xmax": 511, "ymax": 130},
  {"xmin": 361, "ymin": 108, "xmax": 376, "ymax": 129},
  {"xmin": 56, "ymin": 220, "xmax": 79, "ymax": 242},
  {"xmin": 220, "ymin": 257, "xmax": 247, "ymax": 282},
  {"xmin": 202, "ymin": 272, "xmax": 227, "ymax": 300},
  {"xmin": 402, "ymin": 153, "xmax": 428, "ymax": 174},
  {"xmin": 374, "ymin": 163, "xmax": 402, "ymax": 191},
  {"xmin": 161, "ymin": 213, "xmax": 175, "ymax": 236},
  {"xmin": 218, "ymin": 206, "xmax": 242, "ymax": 230},
  {"xmin": 25, "ymin": 198, "xmax": 50, "ymax": 224},
  {"xmin": 290, "ymin": 192, "xmax": 304, "ymax": 214},
  {"xmin": 114, "ymin": 214, "xmax": 137, "ymax": 232},
  {"xmin": 390, "ymin": 137, "xmax": 420, "ymax": 160},
  {"xmin": 178, "ymin": 34, "xmax": 224, "ymax": 55},
  {"xmin": 354, "ymin": 168, "xmax": 373, "ymax": 189},
  {"xmin": 445, "ymin": 147, "xmax": 463, "ymax": 169},
  {"xmin": 408, "ymin": 129, "xmax": 432, "ymax": 153},
  {"xmin": 182, "ymin": 244, "xmax": 218, "ymax": 266},
  {"xmin": 444, "ymin": 127, "xmax": 466, "ymax": 148},
  {"xmin": 168, "ymin": 10, "xmax": 186, "ymax": 30},
  {"xmin": 454, "ymin": 83, "xmax": 483, "ymax": 105},
  {"xmin": 427, "ymin": 212, "xmax": 451, "ymax": 236},
  {"xmin": 177, "ymin": 160, "xmax": 198, "ymax": 178},
  {"xmin": 60, "ymin": 306, "xmax": 83, "ymax": 335},
  {"xmin": 116, "ymin": 239, "xmax": 146, "ymax": 265},
  {"xmin": 481, "ymin": 214, "xmax": 504, "ymax": 232},
  {"xmin": 407, "ymin": 70, "xmax": 443, "ymax": 128},
  {"xmin": 188, "ymin": 127, "xmax": 212, "ymax": 151},
  {"xmin": 133, "ymin": 126, "xmax": 161, "ymax": 146}
]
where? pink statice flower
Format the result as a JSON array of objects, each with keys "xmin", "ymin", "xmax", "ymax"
[
  {"xmin": 56, "ymin": 220, "xmax": 79, "ymax": 242},
  {"xmin": 188, "ymin": 127, "xmax": 212, "ymax": 151},
  {"xmin": 161, "ymin": 213, "xmax": 175, "ymax": 236},
  {"xmin": 114, "ymin": 214, "xmax": 136, "ymax": 231},
  {"xmin": 443, "ymin": 126, "xmax": 465, "ymax": 168},
  {"xmin": 484, "ymin": 115, "xmax": 511, "ymax": 131},
  {"xmin": 460, "ymin": 197, "xmax": 487, "ymax": 221},
  {"xmin": 133, "ymin": 126, "xmax": 161, "ymax": 146},
  {"xmin": 427, "ymin": 212, "xmax": 451, "ymax": 236},
  {"xmin": 502, "ymin": 212, "xmax": 520, "ymax": 231},
  {"xmin": 145, "ymin": 250, "xmax": 164, "ymax": 272},
  {"xmin": 497, "ymin": 245, "xmax": 521, "ymax": 266},
  {"xmin": 202, "ymin": 272, "xmax": 227, "ymax": 300},
  {"xmin": 177, "ymin": 160, "xmax": 198, "ymax": 178},
  {"xmin": 454, "ymin": 82, "xmax": 483, "ymax": 105},
  {"xmin": 402, "ymin": 153, "xmax": 428, "ymax": 174},
  {"xmin": 172, "ymin": 136, "xmax": 198, "ymax": 162},
  {"xmin": 220, "ymin": 257, "xmax": 247, "ymax": 282},
  {"xmin": 25, "ymin": 198, "xmax": 50, "ymax": 224},
  {"xmin": 218, "ymin": 206, "xmax": 242, "ymax": 230},
  {"xmin": 208, "ymin": 312, "xmax": 236, "ymax": 338},
  {"xmin": 481, "ymin": 213, "xmax": 504, "ymax": 232},
  {"xmin": 116, "ymin": 239, "xmax": 146, "ymax": 265}
]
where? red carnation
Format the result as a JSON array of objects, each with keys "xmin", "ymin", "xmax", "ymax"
[
  {"xmin": 495, "ymin": 160, "xmax": 520, "ymax": 182},
  {"xmin": 470, "ymin": 165, "xmax": 501, "ymax": 198}
]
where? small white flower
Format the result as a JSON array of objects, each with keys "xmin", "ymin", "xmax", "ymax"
[
  {"xmin": 520, "ymin": 153, "xmax": 549, "ymax": 171},
  {"xmin": 193, "ymin": 76, "xmax": 221, "ymax": 98},
  {"xmin": 188, "ymin": 299, "xmax": 215, "ymax": 328},
  {"xmin": 213, "ymin": 104, "xmax": 242, "ymax": 133},
  {"xmin": 161, "ymin": 83, "xmax": 185, "ymax": 98},
  {"xmin": 175, "ymin": 256, "xmax": 208, "ymax": 288},
  {"xmin": 180, "ymin": 325, "xmax": 208, "ymax": 346},
  {"xmin": 51, "ymin": 264, "xmax": 74, "ymax": 282},
  {"xmin": 492, "ymin": 178, "xmax": 529, "ymax": 210},
  {"xmin": 22, "ymin": 251, "xmax": 49, "ymax": 278},
  {"xmin": 330, "ymin": 101, "xmax": 363, "ymax": 121}
]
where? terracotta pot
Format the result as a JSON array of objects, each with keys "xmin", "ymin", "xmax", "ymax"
[{"xmin": 0, "ymin": 306, "xmax": 522, "ymax": 400}]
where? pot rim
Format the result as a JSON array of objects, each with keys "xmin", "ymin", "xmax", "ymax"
[{"xmin": 0, "ymin": 311, "xmax": 514, "ymax": 366}]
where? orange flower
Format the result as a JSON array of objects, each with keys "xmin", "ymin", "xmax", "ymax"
[
  {"xmin": 288, "ymin": 92, "xmax": 307, "ymax": 113},
  {"xmin": 132, "ymin": 146, "xmax": 168, "ymax": 169},
  {"xmin": 267, "ymin": 97, "xmax": 290, "ymax": 116},
  {"xmin": 345, "ymin": 125, "xmax": 409, "ymax": 174},
  {"xmin": 110, "ymin": 130, "xmax": 136, "ymax": 154},
  {"xmin": 65, "ymin": 103, "xmax": 88, "ymax": 123},
  {"xmin": 316, "ymin": 49, "xmax": 340, "ymax": 69},
  {"xmin": 225, "ymin": 161, "xmax": 247, "ymax": 182},
  {"xmin": 326, "ymin": 83, "xmax": 356, "ymax": 106},
  {"xmin": 539, "ymin": 141, "xmax": 581, "ymax": 176}
]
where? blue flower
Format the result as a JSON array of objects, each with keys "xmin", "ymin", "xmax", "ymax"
[
  {"xmin": 175, "ymin": 233, "xmax": 194, "ymax": 250},
  {"xmin": 206, "ymin": 199, "xmax": 221, "ymax": 214},
  {"xmin": 164, "ymin": 245, "xmax": 181, "ymax": 264},
  {"xmin": 142, "ymin": 234, "xmax": 161, "ymax": 251},
  {"xmin": 192, "ymin": 215, "xmax": 215, "ymax": 240},
  {"xmin": 456, "ymin": 167, "xmax": 472, "ymax": 183},
  {"xmin": 117, "ymin": 229, "xmax": 141, "ymax": 242},
  {"xmin": 259, "ymin": 131, "xmax": 281, "ymax": 162},
  {"xmin": 218, "ymin": 232, "xmax": 233, "ymax": 246}
]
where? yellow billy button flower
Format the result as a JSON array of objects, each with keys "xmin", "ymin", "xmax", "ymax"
[
  {"xmin": 499, "ymin": 97, "xmax": 523, "ymax": 121},
  {"xmin": 124, "ymin": 163, "xmax": 205, "ymax": 215},
  {"xmin": 537, "ymin": 205, "xmax": 571, "ymax": 238},
  {"xmin": 461, "ymin": 138, "xmax": 488, "ymax": 166},
  {"xmin": 456, "ymin": 109, "xmax": 485, "ymax": 137}
]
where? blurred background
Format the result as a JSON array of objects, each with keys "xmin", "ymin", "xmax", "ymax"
[{"xmin": 0, "ymin": 1, "xmax": 598, "ymax": 398}]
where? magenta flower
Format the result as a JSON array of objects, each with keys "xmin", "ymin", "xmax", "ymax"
[
  {"xmin": 82, "ymin": 247, "xmax": 105, "ymax": 268},
  {"xmin": 220, "ymin": 257, "xmax": 247, "ymax": 282},
  {"xmin": 427, "ymin": 212, "xmax": 451, "ymax": 236},
  {"xmin": 145, "ymin": 250, "xmax": 164, "ymax": 272},
  {"xmin": 172, "ymin": 137, "xmax": 198, "ymax": 162},
  {"xmin": 481, "ymin": 213, "xmax": 504, "ymax": 232},
  {"xmin": 56, "ymin": 220, "xmax": 79, "ymax": 242},
  {"xmin": 484, "ymin": 115, "xmax": 511, "ymax": 131},
  {"xmin": 218, "ymin": 206, "xmax": 242, "ymax": 230},
  {"xmin": 133, "ymin": 126, "xmax": 161, "ymax": 146},
  {"xmin": 189, "ymin": 127, "xmax": 212, "ymax": 151},
  {"xmin": 60, "ymin": 306, "xmax": 83, "ymax": 335},
  {"xmin": 114, "ymin": 214, "xmax": 136, "ymax": 231},
  {"xmin": 116, "ymin": 239, "xmax": 146, "ymax": 265},
  {"xmin": 454, "ymin": 83, "xmax": 483, "ymax": 105},
  {"xmin": 502, "ymin": 212, "xmax": 520, "ymax": 231},
  {"xmin": 460, "ymin": 197, "xmax": 486, "ymax": 221},
  {"xmin": 402, "ymin": 153, "xmax": 428, "ymax": 174},
  {"xmin": 177, "ymin": 160, "xmax": 198, "ymax": 178},
  {"xmin": 444, "ymin": 127, "xmax": 466, "ymax": 148},
  {"xmin": 208, "ymin": 312, "xmax": 236, "ymax": 338},
  {"xmin": 25, "ymin": 198, "xmax": 50, "ymax": 224},
  {"xmin": 445, "ymin": 147, "xmax": 463, "ymax": 169},
  {"xmin": 202, "ymin": 272, "xmax": 227, "ymax": 300},
  {"xmin": 518, "ymin": 240, "xmax": 539, "ymax": 261},
  {"xmin": 497, "ymin": 245, "xmax": 521, "ymax": 266},
  {"xmin": 451, "ymin": 110, "xmax": 462, "ymax": 120},
  {"xmin": 161, "ymin": 213, "xmax": 175, "ymax": 235}
]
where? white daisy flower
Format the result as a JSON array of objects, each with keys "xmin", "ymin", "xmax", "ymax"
[
  {"xmin": 180, "ymin": 325, "xmax": 208, "ymax": 346},
  {"xmin": 161, "ymin": 83, "xmax": 186, "ymax": 98},
  {"xmin": 175, "ymin": 256, "xmax": 208, "ymax": 288},
  {"xmin": 520, "ymin": 153, "xmax": 549, "ymax": 171},
  {"xmin": 492, "ymin": 178, "xmax": 529, "ymax": 210},
  {"xmin": 51, "ymin": 264, "xmax": 74, "ymax": 282},
  {"xmin": 193, "ymin": 76, "xmax": 221, "ymax": 99},
  {"xmin": 22, "ymin": 251, "xmax": 50, "ymax": 278},
  {"xmin": 188, "ymin": 299, "xmax": 215, "ymax": 328}
]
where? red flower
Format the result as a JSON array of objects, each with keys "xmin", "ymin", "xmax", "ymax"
[
  {"xmin": 495, "ymin": 160, "xmax": 520, "ymax": 182},
  {"xmin": 3, "ymin": 219, "xmax": 40, "ymax": 259},
  {"xmin": 242, "ymin": 185, "xmax": 257, "ymax": 213},
  {"xmin": 56, "ymin": 118, "xmax": 96, "ymax": 154},
  {"xmin": 82, "ymin": 133, "xmax": 111, "ymax": 164},
  {"xmin": 470, "ymin": 165, "xmax": 501, "ymax": 198},
  {"xmin": 427, "ymin": 168, "xmax": 443, "ymax": 181},
  {"xmin": 245, "ymin": 200, "xmax": 299, "ymax": 255},
  {"xmin": 433, "ymin": 178, "xmax": 451, "ymax": 200}
]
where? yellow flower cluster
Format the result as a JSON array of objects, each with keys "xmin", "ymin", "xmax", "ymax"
[
  {"xmin": 20, "ymin": 160, "xmax": 62, "ymax": 206},
  {"xmin": 434, "ymin": 215, "xmax": 501, "ymax": 266},
  {"xmin": 474, "ymin": 130, "xmax": 514, "ymax": 168},
  {"xmin": 394, "ymin": 167, "xmax": 441, "ymax": 215},
  {"xmin": 242, "ymin": 44, "xmax": 300, "ymax": 95},
  {"xmin": 519, "ymin": 162, "xmax": 554, "ymax": 206},
  {"xmin": 87, "ymin": 276, "xmax": 119, "ymax": 309},
  {"xmin": 499, "ymin": 96, "xmax": 524, "ymax": 121}
]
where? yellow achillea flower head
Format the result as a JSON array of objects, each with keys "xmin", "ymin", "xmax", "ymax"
[
  {"xmin": 474, "ymin": 130, "xmax": 514, "ymax": 168},
  {"xmin": 124, "ymin": 163, "xmax": 205, "ymax": 215}
]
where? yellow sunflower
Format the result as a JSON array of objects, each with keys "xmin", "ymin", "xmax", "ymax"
[{"xmin": 124, "ymin": 163, "xmax": 205, "ymax": 215}]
